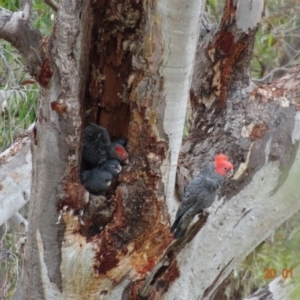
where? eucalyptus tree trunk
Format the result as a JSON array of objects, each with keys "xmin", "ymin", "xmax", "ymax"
[
  {"xmin": 6, "ymin": 0, "xmax": 204, "ymax": 299},
  {"xmin": 0, "ymin": 0, "xmax": 299, "ymax": 299}
]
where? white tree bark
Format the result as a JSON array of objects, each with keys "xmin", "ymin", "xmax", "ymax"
[
  {"xmin": 0, "ymin": 136, "xmax": 31, "ymax": 225},
  {"xmin": 8, "ymin": 212, "xmax": 28, "ymax": 233},
  {"xmin": 159, "ymin": 0, "xmax": 205, "ymax": 224},
  {"xmin": 165, "ymin": 152, "xmax": 300, "ymax": 299}
]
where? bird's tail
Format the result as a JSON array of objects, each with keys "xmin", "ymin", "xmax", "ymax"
[
  {"xmin": 171, "ymin": 213, "xmax": 195, "ymax": 239},
  {"xmin": 170, "ymin": 217, "xmax": 181, "ymax": 233},
  {"xmin": 171, "ymin": 217, "xmax": 186, "ymax": 239},
  {"xmin": 173, "ymin": 227, "xmax": 187, "ymax": 239}
]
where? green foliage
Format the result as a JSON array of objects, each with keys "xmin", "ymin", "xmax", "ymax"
[
  {"xmin": 0, "ymin": 0, "xmax": 55, "ymax": 151},
  {"xmin": 0, "ymin": 41, "xmax": 39, "ymax": 151},
  {"xmin": 0, "ymin": 227, "xmax": 20, "ymax": 299},
  {"xmin": 0, "ymin": 0, "xmax": 19, "ymax": 11},
  {"xmin": 206, "ymin": 0, "xmax": 221, "ymax": 21},
  {"xmin": 0, "ymin": 0, "xmax": 54, "ymax": 35},
  {"xmin": 32, "ymin": 1, "xmax": 55, "ymax": 36},
  {"xmin": 0, "ymin": 2, "xmax": 55, "ymax": 294},
  {"xmin": 206, "ymin": 0, "xmax": 300, "ymax": 83},
  {"xmin": 0, "ymin": 2, "xmax": 56, "ymax": 298},
  {"xmin": 226, "ymin": 212, "xmax": 300, "ymax": 298},
  {"xmin": 251, "ymin": 0, "xmax": 300, "ymax": 81}
]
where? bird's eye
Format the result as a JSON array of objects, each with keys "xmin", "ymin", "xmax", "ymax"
[{"xmin": 224, "ymin": 167, "xmax": 228, "ymax": 170}]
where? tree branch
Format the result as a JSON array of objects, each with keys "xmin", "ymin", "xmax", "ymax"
[
  {"xmin": 9, "ymin": 212, "xmax": 28, "ymax": 234},
  {"xmin": 44, "ymin": 0, "xmax": 58, "ymax": 12},
  {"xmin": 20, "ymin": 0, "xmax": 32, "ymax": 21},
  {"xmin": 0, "ymin": 6, "xmax": 47, "ymax": 84}
]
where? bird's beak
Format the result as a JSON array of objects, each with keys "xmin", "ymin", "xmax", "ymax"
[
  {"xmin": 107, "ymin": 181, "xmax": 111, "ymax": 186},
  {"xmin": 116, "ymin": 165, "xmax": 122, "ymax": 172},
  {"xmin": 227, "ymin": 169, "xmax": 234, "ymax": 178}
]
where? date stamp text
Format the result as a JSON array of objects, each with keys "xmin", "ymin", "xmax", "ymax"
[{"xmin": 264, "ymin": 268, "xmax": 293, "ymax": 279}]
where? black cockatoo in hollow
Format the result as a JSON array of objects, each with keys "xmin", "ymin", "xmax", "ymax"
[
  {"xmin": 108, "ymin": 142, "xmax": 128, "ymax": 163},
  {"xmin": 80, "ymin": 168, "xmax": 113, "ymax": 194},
  {"xmin": 99, "ymin": 159, "xmax": 122, "ymax": 177},
  {"xmin": 82, "ymin": 124, "xmax": 128, "ymax": 166}
]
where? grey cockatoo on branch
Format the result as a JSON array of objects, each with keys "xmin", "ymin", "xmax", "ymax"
[{"xmin": 171, "ymin": 154, "xmax": 234, "ymax": 239}]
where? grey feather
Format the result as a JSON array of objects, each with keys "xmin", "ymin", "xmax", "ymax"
[
  {"xmin": 82, "ymin": 124, "xmax": 111, "ymax": 166},
  {"xmin": 171, "ymin": 162, "xmax": 225, "ymax": 239},
  {"xmin": 80, "ymin": 168, "xmax": 113, "ymax": 194}
]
